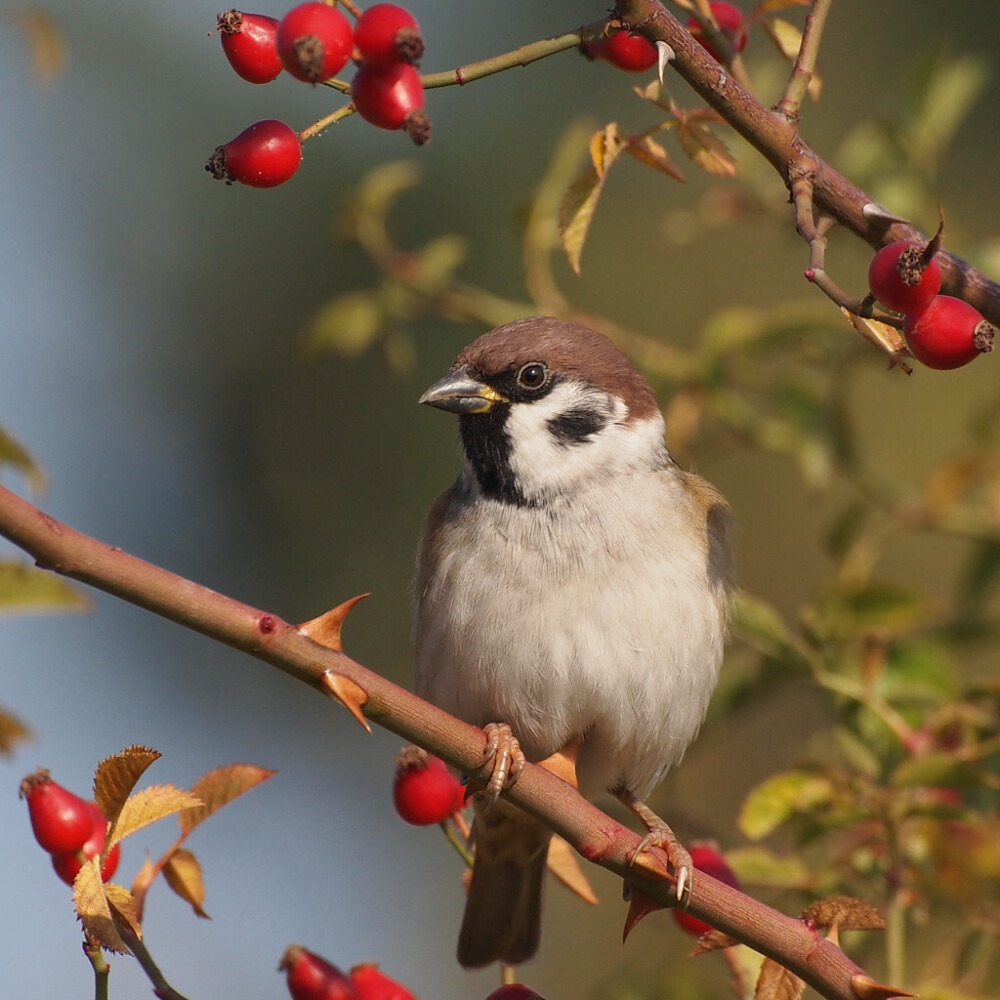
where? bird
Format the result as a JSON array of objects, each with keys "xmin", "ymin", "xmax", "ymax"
[{"xmin": 414, "ymin": 316, "xmax": 733, "ymax": 968}]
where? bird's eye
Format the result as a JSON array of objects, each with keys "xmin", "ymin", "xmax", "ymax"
[{"xmin": 516, "ymin": 362, "xmax": 547, "ymax": 390}]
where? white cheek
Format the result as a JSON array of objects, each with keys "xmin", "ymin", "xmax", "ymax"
[{"xmin": 504, "ymin": 382, "xmax": 667, "ymax": 500}]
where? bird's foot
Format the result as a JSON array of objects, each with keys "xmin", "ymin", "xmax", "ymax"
[
  {"xmin": 616, "ymin": 788, "xmax": 693, "ymax": 903},
  {"xmin": 472, "ymin": 722, "xmax": 526, "ymax": 810}
]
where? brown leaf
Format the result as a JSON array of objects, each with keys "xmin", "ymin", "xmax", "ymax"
[
  {"xmin": 163, "ymin": 848, "xmax": 209, "ymax": 919},
  {"xmin": 677, "ymin": 123, "xmax": 737, "ymax": 177},
  {"xmin": 14, "ymin": 6, "xmax": 67, "ymax": 85},
  {"xmin": 547, "ymin": 835, "xmax": 598, "ymax": 904},
  {"xmin": 558, "ymin": 124, "xmax": 627, "ymax": 274},
  {"xmin": 108, "ymin": 784, "xmax": 201, "ymax": 849},
  {"xmin": 94, "ymin": 746, "xmax": 162, "ymax": 826},
  {"xmin": 179, "ymin": 763, "xmax": 277, "ymax": 836},
  {"xmin": 299, "ymin": 594, "xmax": 370, "ymax": 653},
  {"xmin": 130, "ymin": 855, "xmax": 159, "ymax": 919},
  {"xmin": 755, "ymin": 957, "xmax": 806, "ymax": 1000},
  {"xmin": 801, "ymin": 896, "xmax": 885, "ymax": 932},
  {"xmin": 691, "ymin": 928, "xmax": 740, "ymax": 954},
  {"xmin": 74, "ymin": 858, "xmax": 130, "ymax": 954},
  {"xmin": 105, "ymin": 884, "xmax": 142, "ymax": 941},
  {"xmin": 0, "ymin": 705, "xmax": 31, "ymax": 755},
  {"xmin": 320, "ymin": 671, "xmax": 372, "ymax": 733},
  {"xmin": 624, "ymin": 134, "xmax": 685, "ymax": 181},
  {"xmin": 622, "ymin": 886, "xmax": 664, "ymax": 941}
]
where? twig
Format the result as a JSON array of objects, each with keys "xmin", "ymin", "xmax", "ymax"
[
  {"xmin": 618, "ymin": 0, "xmax": 1000, "ymax": 327},
  {"xmin": 0, "ymin": 483, "xmax": 900, "ymax": 1000},
  {"xmin": 114, "ymin": 921, "xmax": 192, "ymax": 1000},
  {"xmin": 775, "ymin": 0, "xmax": 834, "ymax": 119}
]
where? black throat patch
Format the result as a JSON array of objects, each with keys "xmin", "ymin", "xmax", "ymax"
[{"xmin": 458, "ymin": 407, "xmax": 530, "ymax": 507}]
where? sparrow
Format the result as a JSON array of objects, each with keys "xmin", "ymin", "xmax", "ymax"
[{"xmin": 415, "ymin": 316, "xmax": 733, "ymax": 968}]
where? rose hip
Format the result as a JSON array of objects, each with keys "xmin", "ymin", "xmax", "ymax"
[{"xmin": 218, "ymin": 10, "xmax": 283, "ymax": 84}]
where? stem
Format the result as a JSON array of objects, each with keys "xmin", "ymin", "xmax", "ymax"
[
  {"xmin": 885, "ymin": 888, "xmax": 907, "ymax": 988},
  {"xmin": 776, "ymin": 0, "xmax": 834, "ymax": 119},
  {"xmin": 441, "ymin": 817, "xmax": 474, "ymax": 868},
  {"xmin": 299, "ymin": 103, "xmax": 356, "ymax": 143},
  {"xmin": 84, "ymin": 939, "xmax": 110, "ymax": 1000},
  {"xmin": 115, "ymin": 921, "xmax": 192, "ymax": 1000}
]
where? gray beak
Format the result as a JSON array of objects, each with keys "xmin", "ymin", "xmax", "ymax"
[{"xmin": 418, "ymin": 367, "xmax": 507, "ymax": 414}]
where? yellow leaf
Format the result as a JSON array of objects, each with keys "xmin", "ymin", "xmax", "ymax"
[
  {"xmin": 74, "ymin": 858, "xmax": 130, "ymax": 954},
  {"xmin": 164, "ymin": 848, "xmax": 209, "ymax": 919},
  {"xmin": 108, "ymin": 785, "xmax": 201, "ymax": 850},
  {"xmin": 0, "ymin": 425, "xmax": 46, "ymax": 491},
  {"xmin": 624, "ymin": 135, "xmax": 685, "ymax": 181},
  {"xmin": 0, "ymin": 704, "xmax": 30, "ymax": 755},
  {"xmin": 179, "ymin": 763, "xmax": 276, "ymax": 836},
  {"xmin": 0, "ymin": 561, "xmax": 89, "ymax": 614},
  {"xmin": 755, "ymin": 957, "xmax": 806, "ymax": 1000},
  {"xmin": 678, "ymin": 123, "xmax": 737, "ymax": 177},
  {"xmin": 589, "ymin": 122, "xmax": 626, "ymax": 181},
  {"xmin": 15, "ymin": 6, "xmax": 67, "ymax": 85},
  {"xmin": 546, "ymin": 835, "xmax": 598, "ymax": 904},
  {"xmin": 94, "ymin": 746, "xmax": 162, "ymax": 826},
  {"xmin": 305, "ymin": 292, "xmax": 383, "ymax": 355},
  {"xmin": 105, "ymin": 884, "xmax": 143, "ymax": 941}
]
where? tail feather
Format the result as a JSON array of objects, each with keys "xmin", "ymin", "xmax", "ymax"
[{"xmin": 458, "ymin": 798, "xmax": 552, "ymax": 968}]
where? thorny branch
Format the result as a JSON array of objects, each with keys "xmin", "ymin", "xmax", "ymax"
[{"xmin": 0, "ymin": 482, "xmax": 908, "ymax": 1000}]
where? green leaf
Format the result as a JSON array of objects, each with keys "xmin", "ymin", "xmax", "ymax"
[
  {"xmin": 890, "ymin": 752, "xmax": 978, "ymax": 790},
  {"xmin": 305, "ymin": 292, "xmax": 383, "ymax": 356},
  {"xmin": 731, "ymin": 592, "xmax": 805, "ymax": 666},
  {"xmin": 0, "ymin": 561, "xmax": 88, "ymax": 614},
  {"xmin": 724, "ymin": 846, "xmax": 810, "ymax": 889},
  {"xmin": 738, "ymin": 770, "xmax": 835, "ymax": 841}
]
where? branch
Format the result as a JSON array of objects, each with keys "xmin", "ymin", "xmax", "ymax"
[
  {"xmin": 619, "ymin": 0, "xmax": 1000, "ymax": 327},
  {"xmin": 0, "ymin": 482, "xmax": 903, "ymax": 1000}
]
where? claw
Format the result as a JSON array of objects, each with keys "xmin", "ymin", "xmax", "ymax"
[
  {"xmin": 474, "ymin": 723, "xmax": 525, "ymax": 810},
  {"xmin": 617, "ymin": 788, "xmax": 692, "ymax": 903}
]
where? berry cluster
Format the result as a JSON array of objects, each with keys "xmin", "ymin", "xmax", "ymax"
[
  {"xmin": 583, "ymin": 3, "xmax": 747, "ymax": 72},
  {"xmin": 281, "ymin": 946, "xmax": 418, "ymax": 1000},
  {"xmin": 391, "ymin": 745, "xmax": 465, "ymax": 825},
  {"xmin": 20, "ymin": 769, "xmax": 121, "ymax": 886},
  {"xmin": 208, "ymin": 2, "xmax": 429, "ymax": 189},
  {"xmin": 868, "ymin": 237, "xmax": 996, "ymax": 370}
]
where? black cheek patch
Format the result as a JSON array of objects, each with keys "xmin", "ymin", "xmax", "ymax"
[{"xmin": 546, "ymin": 407, "xmax": 609, "ymax": 446}]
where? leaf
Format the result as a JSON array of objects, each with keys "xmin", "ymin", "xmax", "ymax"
[
  {"xmin": 163, "ymin": 848, "xmax": 209, "ymax": 919},
  {"xmin": 731, "ymin": 592, "xmax": 800, "ymax": 660},
  {"xmin": 108, "ymin": 784, "xmax": 201, "ymax": 849},
  {"xmin": 755, "ymin": 957, "xmax": 806, "ymax": 1000},
  {"xmin": 724, "ymin": 846, "xmax": 810, "ymax": 890},
  {"xmin": 0, "ymin": 426, "xmax": 46, "ymax": 491},
  {"xmin": 624, "ymin": 134, "xmax": 685, "ymax": 181},
  {"xmin": 73, "ymin": 858, "xmax": 130, "ymax": 954},
  {"xmin": 890, "ymin": 752, "xmax": 977, "ymax": 790},
  {"xmin": 738, "ymin": 770, "xmax": 834, "ymax": 841},
  {"xmin": 94, "ymin": 746, "xmax": 162, "ymax": 826},
  {"xmin": 0, "ymin": 705, "xmax": 30, "ymax": 755},
  {"xmin": 547, "ymin": 834, "xmax": 598, "ymax": 905},
  {"xmin": 305, "ymin": 292, "xmax": 383, "ymax": 355},
  {"xmin": 0, "ymin": 561, "xmax": 89, "ymax": 614},
  {"xmin": 691, "ymin": 928, "xmax": 740, "ymax": 954},
  {"xmin": 179, "ymin": 763, "xmax": 276, "ymax": 836},
  {"xmin": 14, "ymin": 7, "xmax": 67, "ymax": 85},
  {"xmin": 409, "ymin": 234, "xmax": 469, "ymax": 291},
  {"xmin": 802, "ymin": 896, "xmax": 884, "ymax": 931},
  {"xmin": 558, "ymin": 124, "xmax": 626, "ymax": 274},
  {"xmin": 754, "ymin": 0, "xmax": 810, "ymax": 12},
  {"xmin": 104, "ymin": 884, "xmax": 143, "ymax": 941},
  {"xmin": 677, "ymin": 122, "xmax": 737, "ymax": 177},
  {"xmin": 907, "ymin": 53, "xmax": 989, "ymax": 165}
]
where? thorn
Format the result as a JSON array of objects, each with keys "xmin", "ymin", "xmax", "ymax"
[
  {"xmin": 862, "ymin": 202, "xmax": 909, "ymax": 226},
  {"xmin": 622, "ymin": 886, "xmax": 665, "ymax": 941},
  {"xmin": 921, "ymin": 207, "xmax": 946, "ymax": 268},
  {"xmin": 320, "ymin": 670, "xmax": 372, "ymax": 732},
  {"xmin": 299, "ymin": 594, "xmax": 371, "ymax": 653},
  {"xmin": 850, "ymin": 974, "xmax": 917, "ymax": 1000},
  {"xmin": 655, "ymin": 39, "xmax": 674, "ymax": 84}
]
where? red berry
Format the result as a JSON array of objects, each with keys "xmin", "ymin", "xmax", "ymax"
[
  {"xmin": 20, "ymin": 769, "xmax": 95, "ymax": 855},
  {"xmin": 206, "ymin": 119, "xmax": 302, "ymax": 188},
  {"xmin": 349, "ymin": 963, "xmax": 417, "ymax": 1000},
  {"xmin": 280, "ymin": 945, "xmax": 357, "ymax": 1000},
  {"xmin": 392, "ymin": 748, "xmax": 463, "ymax": 825},
  {"xmin": 484, "ymin": 987, "xmax": 545, "ymax": 1000},
  {"xmin": 51, "ymin": 802, "xmax": 121, "ymax": 886},
  {"xmin": 671, "ymin": 843, "xmax": 741, "ymax": 938},
  {"xmin": 902, "ymin": 295, "xmax": 996, "ymax": 370},
  {"xmin": 350, "ymin": 64, "xmax": 431, "ymax": 145},
  {"xmin": 218, "ymin": 10, "xmax": 283, "ymax": 83},
  {"xmin": 276, "ymin": 2, "xmax": 353, "ymax": 83},
  {"xmin": 585, "ymin": 31, "xmax": 657, "ymax": 72},
  {"xmin": 868, "ymin": 240, "xmax": 943, "ymax": 314},
  {"xmin": 688, "ymin": 2, "xmax": 748, "ymax": 62},
  {"xmin": 354, "ymin": 4, "xmax": 424, "ymax": 66}
]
